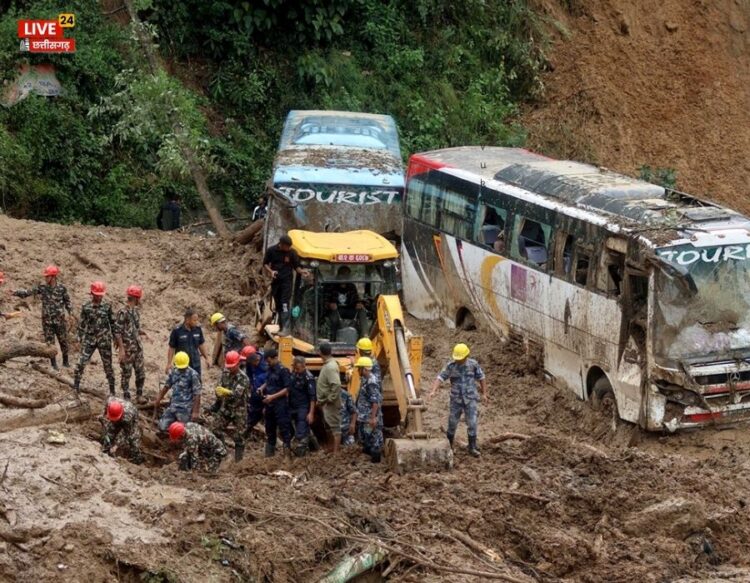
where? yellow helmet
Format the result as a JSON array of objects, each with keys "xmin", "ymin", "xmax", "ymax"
[
  {"xmin": 355, "ymin": 356, "xmax": 374, "ymax": 369},
  {"xmin": 452, "ymin": 343, "xmax": 470, "ymax": 361},
  {"xmin": 210, "ymin": 312, "xmax": 226, "ymax": 326},
  {"xmin": 173, "ymin": 351, "xmax": 190, "ymax": 369},
  {"xmin": 356, "ymin": 337, "xmax": 373, "ymax": 352}
]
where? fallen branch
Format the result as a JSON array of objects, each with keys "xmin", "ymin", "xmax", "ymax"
[
  {"xmin": 0, "ymin": 525, "xmax": 50, "ymax": 544},
  {"xmin": 0, "ymin": 342, "xmax": 56, "ymax": 365},
  {"xmin": 0, "ymin": 399, "xmax": 91, "ymax": 433},
  {"xmin": 0, "ymin": 393, "xmax": 47, "ymax": 409},
  {"xmin": 0, "ymin": 460, "xmax": 8, "ymax": 485},
  {"xmin": 448, "ymin": 528, "xmax": 504, "ymax": 563},
  {"xmin": 30, "ymin": 363, "xmax": 101, "ymax": 399},
  {"xmin": 183, "ymin": 216, "xmax": 252, "ymax": 229},
  {"xmin": 72, "ymin": 251, "xmax": 106, "ymax": 274},
  {"xmin": 318, "ymin": 546, "xmax": 388, "ymax": 583}
]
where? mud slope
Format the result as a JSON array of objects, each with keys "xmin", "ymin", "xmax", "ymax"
[
  {"xmin": 2, "ymin": 214, "xmax": 750, "ymax": 581},
  {"xmin": 525, "ymin": 0, "xmax": 750, "ymax": 213}
]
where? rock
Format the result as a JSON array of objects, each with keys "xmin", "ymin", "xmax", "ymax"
[
  {"xmin": 63, "ymin": 543, "xmax": 74, "ymax": 552},
  {"xmin": 619, "ymin": 17, "xmax": 630, "ymax": 35},
  {"xmin": 665, "ymin": 21, "xmax": 679, "ymax": 32},
  {"xmin": 521, "ymin": 465, "xmax": 541, "ymax": 482},
  {"xmin": 624, "ymin": 497, "xmax": 710, "ymax": 538}
]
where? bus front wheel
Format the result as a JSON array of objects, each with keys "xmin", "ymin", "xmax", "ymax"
[{"xmin": 591, "ymin": 376, "xmax": 618, "ymax": 416}]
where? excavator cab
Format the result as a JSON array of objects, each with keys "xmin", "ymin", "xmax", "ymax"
[{"xmin": 260, "ymin": 229, "xmax": 452, "ymax": 472}]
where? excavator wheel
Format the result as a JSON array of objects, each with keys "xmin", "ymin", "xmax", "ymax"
[{"xmin": 384, "ymin": 437, "xmax": 453, "ymax": 474}]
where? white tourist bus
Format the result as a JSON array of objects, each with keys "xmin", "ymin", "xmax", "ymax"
[{"xmin": 402, "ymin": 146, "xmax": 750, "ymax": 431}]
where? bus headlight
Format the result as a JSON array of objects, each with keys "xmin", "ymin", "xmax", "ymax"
[
  {"xmin": 310, "ymin": 260, "xmax": 320, "ymax": 268},
  {"xmin": 383, "ymin": 260, "xmax": 393, "ymax": 268}
]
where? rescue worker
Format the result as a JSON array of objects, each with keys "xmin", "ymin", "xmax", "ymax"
[
  {"xmin": 340, "ymin": 386, "xmax": 357, "ymax": 446},
  {"xmin": 429, "ymin": 343, "xmax": 487, "ymax": 457},
  {"xmin": 13, "ymin": 265, "xmax": 72, "ymax": 369},
  {"xmin": 114, "ymin": 285, "xmax": 148, "ymax": 401},
  {"xmin": 261, "ymin": 348, "xmax": 292, "ymax": 457},
  {"xmin": 316, "ymin": 342, "xmax": 342, "ymax": 453},
  {"xmin": 156, "ymin": 190, "xmax": 181, "ymax": 231},
  {"xmin": 74, "ymin": 281, "xmax": 116, "ymax": 395},
  {"xmin": 101, "ymin": 398, "xmax": 144, "ymax": 464},
  {"xmin": 208, "ymin": 350, "xmax": 249, "ymax": 462},
  {"xmin": 288, "ymin": 356, "xmax": 316, "ymax": 457},
  {"xmin": 154, "ymin": 351, "xmax": 202, "ymax": 431},
  {"xmin": 167, "ymin": 308, "xmax": 211, "ymax": 377},
  {"xmin": 262, "ymin": 234, "xmax": 307, "ymax": 336},
  {"xmin": 243, "ymin": 346, "xmax": 267, "ymax": 439},
  {"xmin": 355, "ymin": 337, "xmax": 381, "ymax": 380},
  {"xmin": 252, "ymin": 196, "xmax": 268, "ymax": 222},
  {"xmin": 169, "ymin": 421, "xmax": 227, "ymax": 473},
  {"xmin": 353, "ymin": 357, "xmax": 383, "ymax": 463},
  {"xmin": 210, "ymin": 312, "xmax": 250, "ymax": 364}
]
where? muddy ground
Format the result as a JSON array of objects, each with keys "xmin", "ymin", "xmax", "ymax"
[{"xmin": 2, "ymin": 214, "xmax": 750, "ymax": 582}]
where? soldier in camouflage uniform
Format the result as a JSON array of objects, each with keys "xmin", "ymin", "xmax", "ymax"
[
  {"xmin": 114, "ymin": 285, "xmax": 147, "ymax": 401},
  {"xmin": 430, "ymin": 343, "xmax": 487, "ymax": 457},
  {"xmin": 208, "ymin": 350, "xmax": 249, "ymax": 462},
  {"xmin": 13, "ymin": 265, "xmax": 72, "ymax": 369},
  {"xmin": 169, "ymin": 421, "xmax": 227, "ymax": 473},
  {"xmin": 210, "ymin": 313, "xmax": 249, "ymax": 363},
  {"xmin": 340, "ymin": 387, "xmax": 357, "ymax": 446},
  {"xmin": 74, "ymin": 281, "xmax": 116, "ymax": 395},
  {"xmin": 155, "ymin": 351, "xmax": 202, "ymax": 431},
  {"xmin": 354, "ymin": 357, "xmax": 383, "ymax": 463},
  {"xmin": 101, "ymin": 397, "xmax": 144, "ymax": 464}
]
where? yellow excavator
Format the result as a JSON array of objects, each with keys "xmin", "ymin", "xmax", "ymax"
[{"xmin": 257, "ymin": 229, "xmax": 452, "ymax": 472}]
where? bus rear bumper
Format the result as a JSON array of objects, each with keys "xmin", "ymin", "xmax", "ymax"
[{"xmin": 663, "ymin": 402, "xmax": 750, "ymax": 432}]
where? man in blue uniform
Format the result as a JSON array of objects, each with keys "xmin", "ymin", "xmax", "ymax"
[
  {"xmin": 261, "ymin": 348, "xmax": 292, "ymax": 457},
  {"xmin": 288, "ymin": 356, "xmax": 316, "ymax": 456}
]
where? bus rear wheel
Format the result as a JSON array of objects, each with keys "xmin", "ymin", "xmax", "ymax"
[{"xmin": 591, "ymin": 376, "xmax": 618, "ymax": 416}]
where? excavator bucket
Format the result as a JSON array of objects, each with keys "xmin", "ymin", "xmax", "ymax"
[{"xmin": 385, "ymin": 437, "xmax": 453, "ymax": 474}]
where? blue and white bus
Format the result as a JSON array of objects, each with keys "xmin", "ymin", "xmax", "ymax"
[
  {"xmin": 402, "ymin": 146, "xmax": 750, "ymax": 431},
  {"xmin": 264, "ymin": 110, "xmax": 405, "ymax": 249}
]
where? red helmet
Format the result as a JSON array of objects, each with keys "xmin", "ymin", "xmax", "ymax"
[
  {"xmin": 106, "ymin": 400, "xmax": 124, "ymax": 422},
  {"xmin": 90, "ymin": 281, "xmax": 106, "ymax": 296},
  {"xmin": 0, "ymin": 271, "xmax": 4, "ymax": 284},
  {"xmin": 225, "ymin": 350, "xmax": 241, "ymax": 368},
  {"xmin": 43, "ymin": 265, "xmax": 60, "ymax": 277},
  {"xmin": 239, "ymin": 345, "xmax": 256, "ymax": 362},
  {"xmin": 126, "ymin": 285, "xmax": 143, "ymax": 299},
  {"xmin": 168, "ymin": 421, "xmax": 186, "ymax": 442}
]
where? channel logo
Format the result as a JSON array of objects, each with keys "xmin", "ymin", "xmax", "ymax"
[{"xmin": 17, "ymin": 14, "xmax": 76, "ymax": 53}]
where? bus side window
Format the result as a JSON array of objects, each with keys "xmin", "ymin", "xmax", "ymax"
[
  {"xmin": 405, "ymin": 176, "xmax": 425, "ymax": 219},
  {"xmin": 421, "ymin": 176, "xmax": 441, "ymax": 226},
  {"xmin": 554, "ymin": 232, "xmax": 575, "ymax": 276},
  {"xmin": 600, "ymin": 251, "xmax": 625, "ymax": 295},
  {"xmin": 574, "ymin": 246, "xmax": 591, "ymax": 286},
  {"xmin": 513, "ymin": 216, "xmax": 551, "ymax": 267},
  {"xmin": 479, "ymin": 205, "xmax": 507, "ymax": 254}
]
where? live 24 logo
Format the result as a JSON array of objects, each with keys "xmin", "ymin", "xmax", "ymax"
[{"xmin": 18, "ymin": 13, "xmax": 76, "ymax": 53}]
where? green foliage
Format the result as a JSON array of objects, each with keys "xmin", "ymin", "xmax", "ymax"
[
  {"xmin": 0, "ymin": 0, "xmax": 547, "ymax": 226},
  {"xmin": 639, "ymin": 165, "xmax": 678, "ymax": 189}
]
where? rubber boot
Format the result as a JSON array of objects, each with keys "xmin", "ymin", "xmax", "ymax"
[
  {"xmin": 123, "ymin": 390, "xmax": 131, "ymax": 401},
  {"xmin": 234, "ymin": 443, "xmax": 245, "ymax": 463},
  {"xmin": 446, "ymin": 433, "xmax": 455, "ymax": 450},
  {"xmin": 283, "ymin": 443, "xmax": 292, "ymax": 459},
  {"xmin": 50, "ymin": 357, "xmax": 58, "ymax": 370},
  {"xmin": 279, "ymin": 311, "xmax": 291, "ymax": 337},
  {"xmin": 295, "ymin": 438, "xmax": 308, "ymax": 458},
  {"xmin": 468, "ymin": 436, "xmax": 481, "ymax": 458},
  {"xmin": 264, "ymin": 443, "xmax": 276, "ymax": 458},
  {"xmin": 370, "ymin": 448, "xmax": 382, "ymax": 464},
  {"xmin": 62, "ymin": 353, "xmax": 70, "ymax": 368},
  {"xmin": 73, "ymin": 377, "xmax": 81, "ymax": 395},
  {"xmin": 131, "ymin": 452, "xmax": 145, "ymax": 465}
]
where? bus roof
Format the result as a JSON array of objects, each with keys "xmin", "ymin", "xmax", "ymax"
[
  {"xmin": 274, "ymin": 110, "xmax": 404, "ymax": 187},
  {"xmin": 289, "ymin": 229, "xmax": 399, "ymax": 262},
  {"xmin": 414, "ymin": 147, "xmax": 750, "ymax": 248}
]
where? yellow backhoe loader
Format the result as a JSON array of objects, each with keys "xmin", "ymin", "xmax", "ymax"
[{"xmin": 257, "ymin": 229, "xmax": 452, "ymax": 472}]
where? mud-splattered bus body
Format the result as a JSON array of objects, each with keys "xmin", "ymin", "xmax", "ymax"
[
  {"xmin": 264, "ymin": 110, "xmax": 404, "ymax": 250},
  {"xmin": 402, "ymin": 146, "xmax": 750, "ymax": 431}
]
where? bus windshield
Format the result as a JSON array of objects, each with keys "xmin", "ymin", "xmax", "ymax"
[{"xmin": 654, "ymin": 244, "xmax": 750, "ymax": 361}]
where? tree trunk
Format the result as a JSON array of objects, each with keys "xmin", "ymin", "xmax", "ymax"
[
  {"xmin": 120, "ymin": 0, "xmax": 231, "ymax": 239},
  {"xmin": 234, "ymin": 219, "xmax": 264, "ymax": 245},
  {"xmin": 0, "ymin": 393, "xmax": 47, "ymax": 409},
  {"xmin": 0, "ymin": 399, "xmax": 90, "ymax": 433},
  {"xmin": 0, "ymin": 341, "xmax": 56, "ymax": 364}
]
